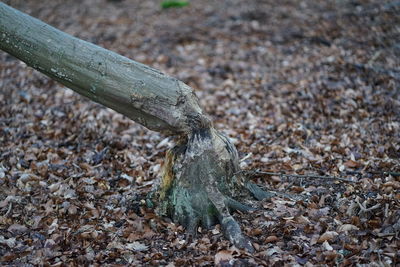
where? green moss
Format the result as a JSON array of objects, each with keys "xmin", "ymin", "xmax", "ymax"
[{"xmin": 161, "ymin": 1, "xmax": 189, "ymax": 9}]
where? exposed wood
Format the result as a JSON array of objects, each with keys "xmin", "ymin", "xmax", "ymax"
[
  {"xmin": 152, "ymin": 128, "xmax": 257, "ymax": 252},
  {"xmin": 0, "ymin": 2, "xmax": 209, "ymax": 135}
]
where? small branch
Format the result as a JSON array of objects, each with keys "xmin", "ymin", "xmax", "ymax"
[
  {"xmin": 240, "ymin": 170, "xmax": 357, "ymax": 183},
  {"xmin": 346, "ymin": 170, "xmax": 400, "ymax": 177},
  {"xmin": 385, "ymin": 203, "xmax": 389, "ymax": 218},
  {"xmin": 367, "ymin": 50, "xmax": 383, "ymax": 66},
  {"xmin": 240, "ymin": 152, "xmax": 253, "ymax": 162},
  {"xmin": 356, "ymin": 198, "xmax": 381, "ymax": 214},
  {"xmin": 5, "ymin": 202, "xmax": 12, "ymax": 217}
]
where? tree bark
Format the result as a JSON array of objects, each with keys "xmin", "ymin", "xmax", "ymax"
[
  {"xmin": 0, "ymin": 2, "xmax": 271, "ymax": 252},
  {"xmin": 0, "ymin": 2, "xmax": 208, "ymax": 135}
]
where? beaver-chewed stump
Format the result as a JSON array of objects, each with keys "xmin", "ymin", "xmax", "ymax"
[
  {"xmin": 151, "ymin": 127, "xmax": 273, "ymax": 252},
  {"xmin": 0, "ymin": 3, "xmax": 274, "ymax": 253}
]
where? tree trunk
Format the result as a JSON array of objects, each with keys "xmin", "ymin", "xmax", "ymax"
[
  {"xmin": 0, "ymin": 2, "xmax": 206, "ymax": 135},
  {"xmin": 0, "ymin": 2, "xmax": 270, "ymax": 251}
]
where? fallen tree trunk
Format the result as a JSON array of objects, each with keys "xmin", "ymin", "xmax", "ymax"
[
  {"xmin": 0, "ymin": 2, "xmax": 271, "ymax": 252},
  {"xmin": 0, "ymin": 2, "xmax": 206, "ymax": 135}
]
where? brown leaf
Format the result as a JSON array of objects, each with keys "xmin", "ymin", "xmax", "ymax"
[
  {"xmin": 251, "ymin": 228, "xmax": 262, "ymax": 236},
  {"xmin": 296, "ymin": 215, "xmax": 311, "ymax": 224},
  {"xmin": 214, "ymin": 250, "xmax": 233, "ymax": 266},
  {"xmin": 127, "ymin": 233, "xmax": 141, "ymax": 242},
  {"xmin": 318, "ymin": 231, "xmax": 338, "ymax": 243},
  {"xmin": 343, "ymin": 160, "xmax": 361, "ymax": 168},
  {"xmin": 344, "ymin": 243, "xmax": 360, "ymax": 252},
  {"xmin": 8, "ymin": 224, "xmax": 28, "ymax": 234},
  {"xmin": 338, "ymin": 224, "xmax": 359, "ymax": 233},
  {"xmin": 291, "ymin": 186, "xmax": 304, "ymax": 193},
  {"xmin": 265, "ymin": 235, "xmax": 279, "ymax": 243},
  {"xmin": 1, "ymin": 253, "xmax": 19, "ymax": 262}
]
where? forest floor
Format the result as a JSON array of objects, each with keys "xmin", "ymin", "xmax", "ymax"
[{"xmin": 0, "ymin": 0, "xmax": 399, "ymax": 266}]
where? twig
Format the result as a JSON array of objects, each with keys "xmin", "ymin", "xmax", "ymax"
[
  {"xmin": 240, "ymin": 152, "xmax": 253, "ymax": 162},
  {"xmin": 356, "ymin": 198, "xmax": 381, "ymax": 214},
  {"xmin": 385, "ymin": 203, "xmax": 389, "ymax": 218},
  {"xmin": 367, "ymin": 50, "xmax": 382, "ymax": 66},
  {"xmin": 240, "ymin": 170, "xmax": 357, "ymax": 183},
  {"xmin": 272, "ymin": 191, "xmax": 306, "ymax": 201},
  {"xmin": 346, "ymin": 170, "xmax": 400, "ymax": 177},
  {"xmin": 5, "ymin": 202, "xmax": 12, "ymax": 217},
  {"xmin": 376, "ymin": 232, "xmax": 395, "ymax": 237}
]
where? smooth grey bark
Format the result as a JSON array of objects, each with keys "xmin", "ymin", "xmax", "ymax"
[
  {"xmin": 0, "ymin": 2, "xmax": 272, "ymax": 252},
  {"xmin": 0, "ymin": 2, "xmax": 208, "ymax": 135}
]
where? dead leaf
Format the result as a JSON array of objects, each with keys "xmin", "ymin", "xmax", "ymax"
[
  {"xmin": 214, "ymin": 250, "xmax": 233, "ymax": 265},
  {"xmin": 0, "ymin": 236, "xmax": 16, "ymax": 248},
  {"xmin": 296, "ymin": 215, "xmax": 311, "ymax": 224},
  {"xmin": 322, "ymin": 240, "xmax": 333, "ymax": 251},
  {"xmin": 265, "ymin": 235, "xmax": 279, "ymax": 243},
  {"xmin": 338, "ymin": 224, "xmax": 359, "ymax": 233},
  {"xmin": 318, "ymin": 231, "xmax": 338, "ymax": 243},
  {"xmin": 8, "ymin": 224, "xmax": 28, "ymax": 234},
  {"xmin": 126, "ymin": 241, "xmax": 148, "ymax": 251},
  {"xmin": 344, "ymin": 160, "xmax": 361, "ymax": 168}
]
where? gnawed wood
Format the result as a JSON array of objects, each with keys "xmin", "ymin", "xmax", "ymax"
[{"xmin": 151, "ymin": 128, "xmax": 272, "ymax": 252}]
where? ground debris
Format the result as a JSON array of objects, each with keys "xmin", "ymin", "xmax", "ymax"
[{"xmin": 0, "ymin": 0, "xmax": 399, "ymax": 265}]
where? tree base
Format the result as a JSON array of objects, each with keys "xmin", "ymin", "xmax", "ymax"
[{"xmin": 149, "ymin": 127, "xmax": 273, "ymax": 252}]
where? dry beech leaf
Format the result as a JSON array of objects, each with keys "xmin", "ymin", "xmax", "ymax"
[
  {"xmin": 318, "ymin": 231, "xmax": 338, "ymax": 243},
  {"xmin": 322, "ymin": 240, "xmax": 333, "ymax": 251},
  {"xmin": 265, "ymin": 235, "xmax": 279, "ymax": 243},
  {"xmin": 338, "ymin": 224, "xmax": 359, "ymax": 233},
  {"xmin": 0, "ymin": 236, "xmax": 16, "ymax": 248},
  {"xmin": 107, "ymin": 241, "xmax": 123, "ymax": 250},
  {"xmin": 344, "ymin": 160, "xmax": 361, "ymax": 168},
  {"xmin": 251, "ymin": 228, "xmax": 263, "ymax": 236},
  {"xmin": 0, "ymin": 166, "xmax": 6, "ymax": 179},
  {"xmin": 126, "ymin": 241, "xmax": 149, "ymax": 252},
  {"xmin": 296, "ymin": 215, "xmax": 311, "ymax": 224},
  {"xmin": 214, "ymin": 250, "xmax": 233, "ymax": 265},
  {"xmin": 8, "ymin": 224, "xmax": 28, "ymax": 234}
]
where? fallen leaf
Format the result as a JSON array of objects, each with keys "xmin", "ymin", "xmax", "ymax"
[
  {"xmin": 296, "ymin": 215, "xmax": 311, "ymax": 224},
  {"xmin": 265, "ymin": 235, "xmax": 279, "ymax": 243},
  {"xmin": 8, "ymin": 224, "xmax": 28, "ymax": 234},
  {"xmin": 214, "ymin": 250, "xmax": 233, "ymax": 265},
  {"xmin": 318, "ymin": 231, "xmax": 338, "ymax": 243},
  {"xmin": 338, "ymin": 224, "xmax": 359, "ymax": 233},
  {"xmin": 344, "ymin": 160, "xmax": 360, "ymax": 168},
  {"xmin": 323, "ymin": 240, "xmax": 333, "ymax": 251},
  {"xmin": 126, "ymin": 241, "xmax": 148, "ymax": 251},
  {"xmin": 0, "ymin": 236, "xmax": 16, "ymax": 248}
]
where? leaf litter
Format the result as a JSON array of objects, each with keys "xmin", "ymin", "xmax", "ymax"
[{"xmin": 0, "ymin": 0, "xmax": 399, "ymax": 265}]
